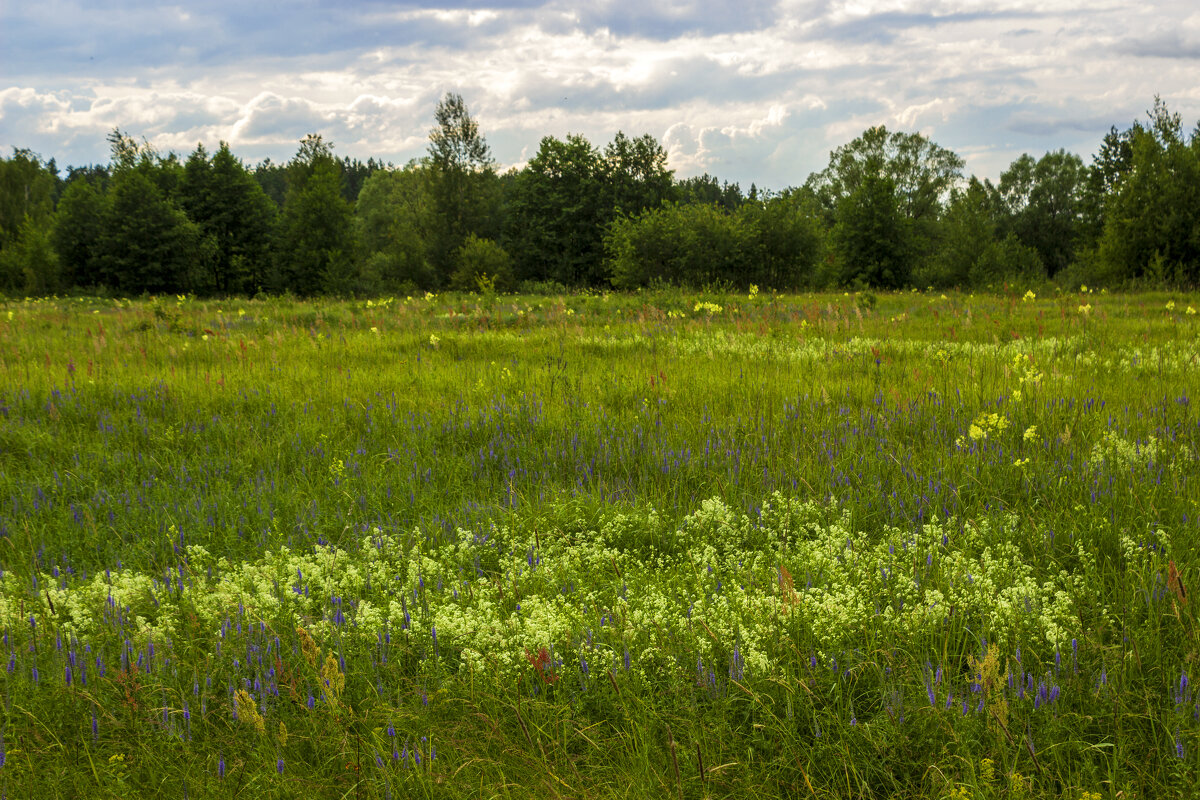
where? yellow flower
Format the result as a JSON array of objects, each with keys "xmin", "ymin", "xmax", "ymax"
[
  {"xmin": 235, "ymin": 689, "xmax": 266, "ymax": 734},
  {"xmin": 1078, "ymin": 304, "xmax": 1091, "ymax": 314},
  {"xmin": 321, "ymin": 652, "xmax": 345, "ymax": 699},
  {"xmin": 1024, "ymin": 425, "xmax": 1038, "ymax": 442},
  {"xmin": 1166, "ymin": 300, "xmax": 1176, "ymax": 311},
  {"xmin": 1023, "ymin": 290, "xmax": 1036, "ymax": 302},
  {"xmin": 1187, "ymin": 306, "xmax": 1197, "ymax": 315}
]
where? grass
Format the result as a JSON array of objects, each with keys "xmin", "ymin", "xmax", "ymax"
[{"xmin": 0, "ymin": 287, "xmax": 1198, "ymax": 797}]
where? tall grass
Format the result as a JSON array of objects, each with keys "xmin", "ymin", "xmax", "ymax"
[{"xmin": 0, "ymin": 288, "xmax": 1198, "ymax": 797}]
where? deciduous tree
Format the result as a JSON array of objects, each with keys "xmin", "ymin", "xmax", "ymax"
[{"xmin": 426, "ymin": 93, "xmax": 500, "ymax": 280}]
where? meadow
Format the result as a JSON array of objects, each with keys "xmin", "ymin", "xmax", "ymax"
[{"xmin": 0, "ymin": 287, "xmax": 1198, "ymax": 798}]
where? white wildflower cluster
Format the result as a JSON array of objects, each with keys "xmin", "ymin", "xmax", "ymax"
[
  {"xmin": 1090, "ymin": 429, "xmax": 1162, "ymax": 472},
  {"xmin": 3, "ymin": 495, "xmax": 1112, "ymax": 685}
]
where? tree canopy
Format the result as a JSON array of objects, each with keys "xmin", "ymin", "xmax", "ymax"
[{"xmin": 2, "ymin": 95, "xmax": 1198, "ymax": 296}]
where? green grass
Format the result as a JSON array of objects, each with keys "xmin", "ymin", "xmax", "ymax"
[{"xmin": 0, "ymin": 287, "xmax": 1199, "ymax": 798}]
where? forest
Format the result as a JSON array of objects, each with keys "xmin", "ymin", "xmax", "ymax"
[{"xmin": 1, "ymin": 93, "xmax": 1198, "ymax": 297}]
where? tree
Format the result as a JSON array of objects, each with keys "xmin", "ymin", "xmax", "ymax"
[
  {"xmin": 997, "ymin": 150, "xmax": 1086, "ymax": 276},
  {"xmin": 806, "ymin": 126, "xmax": 965, "ymax": 224},
  {"xmin": 100, "ymin": 168, "xmax": 208, "ymax": 293},
  {"xmin": 0, "ymin": 149, "xmax": 57, "ymax": 249},
  {"xmin": 607, "ymin": 202, "xmax": 748, "ymax": 289},
  {"xmin": 505, "ymin": 131, "xmax": 675, "ymax": 288},
  {"xmin": 355, "ymin": 162, "xmax": 438, "ymax": 290},
  {"xmin": 179, "ymin": 142, "xmax": 277, "ymax": 294},
  {"xmin": 1095, "ymin": 98, "xmax": 1200, "ymax": 285},
  {"xmin": 340, "ymin": 157, "xmax": 387, "ymax": 203},
  {"xmin": 0, "ymin": 215, "xmax": 62, "ymax": 295},
  {"xmin": 253, "ymin": 158, "xmax": 288, "ymax": 208},
  {"xmin": 275, "ymin": 137, "xmax": 358, "ymax": 295},
  {"xmin": 808, "ymin": 126, "xmax": 964, "ymax": 283},
  {"xmin": 740, "ymin": 194, "xmax": 824, "ymax": 289},
  {"xmin": 52, "ymin": 179, "xmax": 109, "ymax": 288},
  {"xmin": 829, "ymin": 173, "xmax": 914, "ymax": 289},
  {"xmin": 0, "ymin": 149, "xmax": 60, "ymax": 295},
  {"xmin": 677, "ymin": 173, "xmax": 744, "ymax": 210},
  {"xmin": 505, "ymin": 134, "xmax": 609, "ymax": 286},
  {"xmin": 426, "ymin": 93, "xmax": 500, "ymax": 280},
  {"xmin": 923, "ymin": 178, "xmax": 1041, "ymax": 288},
  {"xmin": 603, "ymin": 131, "xmax": 674, "ymax": 216}
]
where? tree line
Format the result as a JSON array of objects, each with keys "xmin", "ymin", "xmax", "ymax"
[{"xmin": 2, "ymin": 94, "xmax": 1198, "ymax": 296}]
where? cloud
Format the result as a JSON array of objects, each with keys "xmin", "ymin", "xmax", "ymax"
[
  {"xmin": 4, "ymin": 0, "xmax": 1200, "ymax": 187},
  {"xmin": 1114, "ymin": 13, "xmax": 1200, "ymax": 59},
  {"xmin": 569, "ymin": 0, "xmax": 783, "ymax": 39},
  {"xmin": 812, "ymin": 8, "xmax": 1043, "ymax": 46}
]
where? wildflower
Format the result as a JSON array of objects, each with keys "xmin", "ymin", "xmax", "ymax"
[
  {"xmin": 1166, "ymin": 300, "xmax": 1176, "ymax": 311},
  {"xmin": 277, "ymin": 758, "xmax": 285, "ymax": 774},
  {"xmin": 1023, "ymin": 290, "xmax": 1036, "ymax": 302},
  {"xmin": 429, "ymin": 334, "xmax": 440, "ymax": 348},
  {"xmin": 218, "ymin": 755, "xmax": 226, "ymax": 778},
  {"xmin": 1078, "ymin": 304, "xmax": 1091, "ymax": 314},
  {"xmin": 234, "ymin": 689, "xmax": 265, "ymax": 733},
  {"xmin": 1023, "ymin": 425, "xmax": 1038, "ymax": 442},
  {"xmin": 1188, "ymin": 306, "xmax": 1197, "ymax": 315}
]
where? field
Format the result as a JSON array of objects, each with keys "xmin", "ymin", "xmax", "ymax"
[{"xmin": 1, "ymin": 288, "xmax": 1199, "ymax": 798}]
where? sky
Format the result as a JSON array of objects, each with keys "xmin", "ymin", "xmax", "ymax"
[{"xmin": 2, "ymin": 0, "xmax": 1199, "ymax": 190}]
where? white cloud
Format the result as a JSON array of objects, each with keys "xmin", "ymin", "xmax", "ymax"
[{"xmin": 3, "ymin": 0, "xmax": 1200, "ymax": 185}]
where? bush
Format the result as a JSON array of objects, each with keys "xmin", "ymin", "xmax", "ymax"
[
  {"xmin": 450, "ymin": 235, "xmax": 514, "ymax": 292},
  {"xmin": 606, "ymin": 199, "xmax": 821, "ymax": 290}
]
